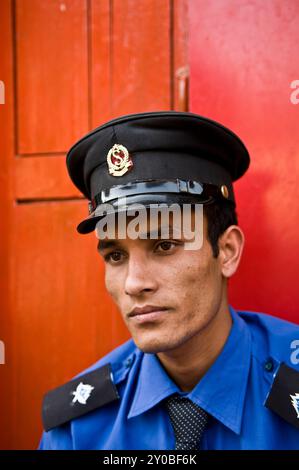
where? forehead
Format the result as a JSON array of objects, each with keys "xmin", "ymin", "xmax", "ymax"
[{"xmin": 96, "ymin": 206, "xmax": 206, "ymax": 250}]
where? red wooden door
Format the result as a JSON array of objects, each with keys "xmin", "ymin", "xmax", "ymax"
[
  {"xmin": 0, "ymin": 0, "xmax": 187, "ymax": 449},
  {"xmin": 189, "ymin": 0, "xmax": 299, "ymax": 323}
]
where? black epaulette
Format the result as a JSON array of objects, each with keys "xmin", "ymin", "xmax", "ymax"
[
  {"xmin": 42, "ymin": 363, "xmax": 120, "ymax": 431},
  {"xmin": 265, "ymin": 362, "xmax": 299, "ymax": 429}
]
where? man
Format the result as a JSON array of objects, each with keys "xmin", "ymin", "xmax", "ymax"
[{"xmin": 39, "ymin": 111, "xmax": 299, "ymax": 450}]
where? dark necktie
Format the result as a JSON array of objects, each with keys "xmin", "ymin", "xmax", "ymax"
[{"xmin": 166, "ymin": 394, "xmax": 208, "ymax": 450}]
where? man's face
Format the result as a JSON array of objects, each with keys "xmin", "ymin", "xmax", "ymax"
[{"xmin": 97, "ymin": 211, "xmax": 226, "ymax": 354}]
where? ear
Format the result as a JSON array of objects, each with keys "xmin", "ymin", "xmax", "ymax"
[{"xmin": 218, "ymin": 225, "xmax": 245, "ymax": 278}]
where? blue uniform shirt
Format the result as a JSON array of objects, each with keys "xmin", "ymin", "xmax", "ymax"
[{"xmin": 39, "ymin": 306, "xmax": 299, "ymax": 450}]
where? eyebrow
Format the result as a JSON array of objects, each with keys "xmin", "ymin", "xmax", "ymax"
[
  {"xmin": 97, "ymin": 226, "xmax": 183, "ymax": 253},
  {"xmin": 97, "ymin": 240, "xmax": 119, "ymax": 252}
]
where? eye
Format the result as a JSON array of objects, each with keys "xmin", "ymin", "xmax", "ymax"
[
  {"xmin": 155, "ymin": 240, "xmax": 180, "ymax": 253},
  {"xmin": 103, "ymin": 251, "xmax": 125, "ymax": 264}
]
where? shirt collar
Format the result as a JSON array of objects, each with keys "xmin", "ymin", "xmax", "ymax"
[{"xmin": 127, "ymin": 306, "xmax": 252, "ymax": 434}]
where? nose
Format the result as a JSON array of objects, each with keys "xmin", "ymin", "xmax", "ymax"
[{"xmin": 124, "ymin": 252, "xmax": 157, "ymax": 296}]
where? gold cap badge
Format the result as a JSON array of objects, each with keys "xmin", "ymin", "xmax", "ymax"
[{"xmin": 107, "ymin": 144, "xmax": 133, "ymax": 177}]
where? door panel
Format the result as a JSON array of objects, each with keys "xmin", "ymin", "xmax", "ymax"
[
  {"xmin": 0, "ymin": 0, "xmax": 15, "ymax": 451},
  {"xmin": 110, "ymin": 0, "xmax": 172, "ymax": 116},
  {"xmin": 15, "ymin": 156, "xmax": 82, "ymax": 199},
  {"xmin": 0, "ymin": 0, "xmax": 188, "ymax": 450},
  {"xmin": 16, "ymin": 0, "xmax": 89, "ymax": 153},
  {"xmin": 11, "ymin": 200, "xmax": 130, "ymax": 445}
]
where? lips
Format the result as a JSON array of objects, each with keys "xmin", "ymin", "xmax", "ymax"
[{"xmin": 129, "ymin": 305, "xmax": 169, "ymax": 317}]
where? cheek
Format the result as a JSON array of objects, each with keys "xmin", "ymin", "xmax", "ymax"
[
  {"xmin": 171, "ymin": 255, "xmax": 220, "ymax": 306},
  {"xmin": 104, "ymin": 269, "xmax": 122, "ymax": 301}
]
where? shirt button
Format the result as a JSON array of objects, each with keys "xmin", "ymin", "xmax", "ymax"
[
  {"xmin": 125, "ymin": 357, "xmax": 133, "ymax": 368},
  {"xmin": 264, "ymin": 358, "xmax": 274, "ymax": 372}
]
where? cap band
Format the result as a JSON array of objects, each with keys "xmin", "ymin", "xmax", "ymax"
[{"xmin": 89, "ymin": 179, "xmax": 233, "ymax": 215}]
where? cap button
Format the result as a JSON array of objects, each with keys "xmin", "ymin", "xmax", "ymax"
[
  {"xmin": 264, "ymin": 358, "xmax": 274, "ymax": 372},
  {"xmin": 221, "ymin": 185, "xmax": 229, "ymax": 199},
  {"xmin": 125, "ymin": 356, "xmax": 134, "ymax": 368}
]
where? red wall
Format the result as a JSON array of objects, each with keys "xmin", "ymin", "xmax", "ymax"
[{"xmin": 190, "ymin": 0, "xmax": 299, "ymax": 323}]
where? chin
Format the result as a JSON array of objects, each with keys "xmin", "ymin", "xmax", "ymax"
[{"xmin": 131, "ymin": 332, "xmax": 183, "ymax": 354}]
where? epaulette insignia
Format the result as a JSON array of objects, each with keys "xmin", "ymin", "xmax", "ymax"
[
  {"xmin": 42, "ymin": 363, "xmax": 119, "ymax": 431},
  {"xmin": 265, "ymin": 362, "xmax": 299, "ymax": 429}
]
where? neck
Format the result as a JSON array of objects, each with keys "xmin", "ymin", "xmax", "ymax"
[{"xmin": 157, "ymin": 297, "xmax": 232, "ymax": 392}]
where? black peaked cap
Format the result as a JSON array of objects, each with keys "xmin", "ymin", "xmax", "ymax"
[{"xmin": 66, "ymin": 111, "xmax": 250, "ymax": 234}]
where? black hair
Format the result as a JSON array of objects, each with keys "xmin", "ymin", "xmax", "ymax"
[{"xmin": 204, "ymin": 200, "xmax": 238, "ymax": 258}]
